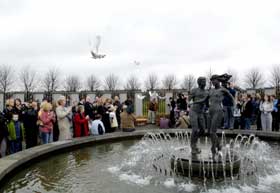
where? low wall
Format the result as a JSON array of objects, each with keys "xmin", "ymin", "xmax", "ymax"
[{"xmin": 1, "ymin": 128, "xmax": 280, "ymax": 186}]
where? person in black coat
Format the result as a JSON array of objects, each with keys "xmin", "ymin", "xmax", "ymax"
[
  {"xmin": 0, "ymin": 112, "xmax": 8, "ymax": 157},
  {"xmin": 84, "ymin": 96, "xmax": 95, "ymax": 120},
  {"xmin": 23, "ymin": 102, "xmax": 39, "ymax": 148},
  {"xmin": 101, "ymin": 104, "xmax": 112, "ymax": 133},
  {"xmin": 242, "ymin": 95, "xmax": 254, "ymax": 130},
  {"xmin": 177, "ymin": 93, "xmax": 187, "ymax": 111}
]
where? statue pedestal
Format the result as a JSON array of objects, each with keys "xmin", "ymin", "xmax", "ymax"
[{"xmin": 170, "ymin": 154, "xmax": 241, "ymax": 179}]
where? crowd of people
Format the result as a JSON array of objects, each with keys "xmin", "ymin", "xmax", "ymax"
[
  {"xmin": 163, "ymin": 82, "xmax": 280, "ymax": 133},
  {"xmin": 1, "ymin": 87, "xmax": 280, "ymax": 158},
  {"xmin": 0, "ymin": 95, "xmax": 136, "ymax": 158}
]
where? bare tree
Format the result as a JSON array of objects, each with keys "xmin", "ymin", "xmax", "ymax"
[
  {"xmin": 19, "ymin": 65, "xmax": 37, "ymax": 94},
  {"xmin": 124, "ymin": 75, "xmax": 141, "ymax": 91},
  {"xmin": 270, "ymin": 65, "xmax": 280, "ymax": 95},
  {"xmin": 104, "ymin": 74, "xmax": 119, "ymax": 91},
  {"xmin": 42, "ymin": 67, "xmax": 60, "ymax": 92},
  {"xmin": 244, "ymin": 68, "xmax": 264, "ymax": 89},
  {"xmin": 65, "ymin": 75, "xmax": 81, "ymax": 92},
  {"xmin": 181, "ymin": 74, "xmax": 196, "ymax": 92},
  {"xmin": 0, "ymin": 64, "xmax": 14, "ymax": 99},
  {"xmin": 145, "ymin": 73, "xmax": 159, "ymax": 91},
  {"xmin": 162, "ymin": 74, "xmax": 177, "ymax": 90},
  {"xmin": 86, "ymin": 74, "xmax": 101, "ymax": 91}
]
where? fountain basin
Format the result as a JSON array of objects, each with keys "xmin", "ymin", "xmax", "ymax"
[{"xmin": 170, "ymin": 154, "xmax": 241, "ymax": 178}]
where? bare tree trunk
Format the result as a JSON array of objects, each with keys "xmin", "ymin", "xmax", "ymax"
[
  {"xmin": 103, "ymin": 74, "xmax": 119, "ymax": 91},
  {"xmin": 0, "ymin": 64, "xmax": 14, "ymax": 103},
  {"xmin": 124, "ymin": 75, "xmax": 141, "ymax": 91},
  {"xmin": 162, "ymin": 74, "xmax": 177, "ymax": 90},
  {"xmin": 244, "ymin": 67, "xmax": 264, "ymax": 89},
  {"xmin": 145, "ymin": 73, "xmax": 159, "ymax": 91},
  {"xmin": 65, "ymin": 75, "xmax": 81, "ymax": 92}
]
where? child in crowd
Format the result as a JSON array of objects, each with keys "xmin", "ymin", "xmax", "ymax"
[
  {"xmin": 89, "ymin": 114, "xmax": 105, "ymax": 135},
  {"xmin": 7, "ymin": 113, "xmax": 25, "ymax": 154}
]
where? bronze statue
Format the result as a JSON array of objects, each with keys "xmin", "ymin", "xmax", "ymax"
[
  {"xmin": 189, "ymin": 77, "xmax": 209, "ymax": 154},
  {"xmin": 208, "ymin": 75, "xmax": 235, "ymax": 155}
]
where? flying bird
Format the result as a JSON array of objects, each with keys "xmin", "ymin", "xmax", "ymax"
[
  {"xmin": 137, "ymin": 94, "xmax": 146, "ymax": 100},
  {"xmin": 149, "ymin": 91, "xmax": 158, "ymax": 98},
  {"xmin": 89, "ymin": 35, "xmax": 106, "ymax": 59}
]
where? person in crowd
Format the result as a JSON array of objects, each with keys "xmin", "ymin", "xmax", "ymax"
[
  {"xmin": 73, "ymin": 105, "xmax": 89, "ymax": 137},
  {"xmin": 23, "ymin": 101, "xmax": 39, "ymax": 148},
  {"xmin": 113, "ymin": 96, "xmax": 122, "ymax": 130},
  {"xmin": 260, "ymin": 95, "xmax": 273, "ymax": 132},
  {"xmin": 242, "ymin": 94, "xmax": 254, "ymax": 130},
  {"xmin": 176, "ymin": 111, "xmax": 190, "ymax": 129},
  {"xmin": 120, "ymin": 105, "xmax": 136, "ymax": 132},
  {"xmin": 14, "ymin": 98, "xmax": 24, "ymax": 121},
  {"xmin": 7, "ymin": 113, "xmax": 25, "ymax": 154},
  {"xmin": 102, "ymin": 99, "xmax": 113, "ymax": 133},
  {"xmin": 109, "ymin": 105, "xmax": 118, "ymax": 132},
  {"xmin": 124, "ymin": 96, "xmax": 134, "ymax": 114},
  {"xmin": 0, "ymin": 112, "xmax": 8, "ymax": 157},
  {"xmin": 39, "ymin": 102, "xmax": 55, "ymax": 144},
  {"xmin": 254, "ymin": 93, "xmax": 262, "ymax": 130},
  {"xmin": 84, "ymin": 96, "xmax": 94, "ymax": 120},
  {"xmin": 51, "ymin": 101, "xmax": 59, "ymax": 142},
  {"xmin": 233, "ymin": 97, "xmax": 242, "ymax": 129},
  {"xmin": 271, "ymin": 95, "xmax": 279, "ymax": 131},
  {"xmin": 96, "ymin": 97, "xmax": 105, "ymax": 118},
  {"xmin": 89, "ymin": 114, "xmax": 105, "ymax": 135},
  {"xmin": 3, "ymin": 98, "xmax": 14, "ymax": 122},
  {"xmin": 148, "ymin": 98, "xmax": 157, "ymax": 124},
  {"xmin": 222, "ymin": 82, "xmax": 236, "ymax": 129},
  {"xmin": 168, "ymin": 97, "xmax": 176, "ymax": 128},
  {"xmin": 177, "ymin": 93, "xmax": 187, "ymax": 111},
  {"xmin": 56, "ymin": 96, "xmax": 73, "ymax": 140}
]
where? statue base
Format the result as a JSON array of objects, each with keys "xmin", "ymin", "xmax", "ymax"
[{"xmin": 170, "ymin": 154, "xmax": 241, "ymax": 179}]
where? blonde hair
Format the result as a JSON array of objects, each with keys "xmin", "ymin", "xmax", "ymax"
[
  {"xmin": 77, "ymin": 105, "xmax": 84, "ymax": 113},
  {"xmin": 42, "ymin": 102, "xmax": 52, "ymax": 112},
  {"xmin": 6, "ymin": 98, "xmax": 14, "ymax": 106},
  {"xmin": 114, "ymin": 96, "xmax": 119, "ymax": 101},
  {"xmin": 40, "ymin": 101, "xmax": 47, "ymax": 109},
  {"xmin": 57, "ymin": 96, "xmax": 66, "ymax": 106}
]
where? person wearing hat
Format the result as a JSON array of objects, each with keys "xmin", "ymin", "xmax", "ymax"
[
  {"xmin": 73, "ymin": 105, "xmax": 89, "ymax": 137},
  {"xmin": 120, "ymin": 105, "xmax": 136, "ymax": 132}
]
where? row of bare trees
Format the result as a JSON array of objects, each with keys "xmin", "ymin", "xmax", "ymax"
[{"xmin": 0, "ymin": 64, "xmax": 280, "ymax": 95}]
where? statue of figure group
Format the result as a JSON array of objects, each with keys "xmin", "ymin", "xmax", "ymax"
[{"xmin": 189, "ymin": 74, "xmax": 235, "ymax": 157}]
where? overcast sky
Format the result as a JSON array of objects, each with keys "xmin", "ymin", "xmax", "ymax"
[{"xmin": 1, "ymin": 0, "xmax": 280, "ymax": 89}]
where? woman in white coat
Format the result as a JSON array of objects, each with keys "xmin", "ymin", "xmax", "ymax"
[{"xmin": 56, "ymin": 96, "xmax": 73, "ymax": 140}]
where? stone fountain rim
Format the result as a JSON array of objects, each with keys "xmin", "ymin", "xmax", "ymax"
[{"xmin": 0, "ymin": 128, "xmax": 279, "ymax": 186}]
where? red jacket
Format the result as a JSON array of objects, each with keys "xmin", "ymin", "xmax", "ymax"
[{"xmin": 74, "ymin": 112, "xmax": 89, "ymax": 137}]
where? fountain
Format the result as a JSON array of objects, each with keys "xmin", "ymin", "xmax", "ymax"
[{"xmin": 1, "ymin": 130, "xmax": 280, "ymax": 193}]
